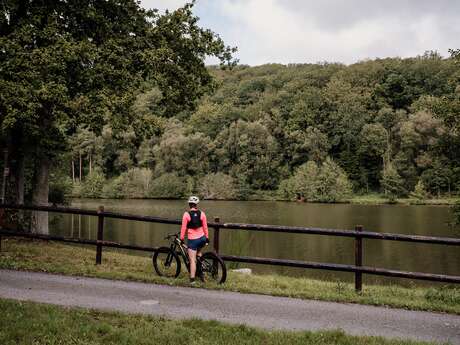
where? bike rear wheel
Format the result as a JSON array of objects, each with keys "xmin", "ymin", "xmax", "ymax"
[
  {"xmin": 153, "ymin": 247, "xmax": 181, "ymax": 278},
  {"xmin": 199, "ymin": 252, "xmax": 227, "ymax": 284}
]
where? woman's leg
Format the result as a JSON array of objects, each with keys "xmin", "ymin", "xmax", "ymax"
[{"xmin": 188, "ymin": 248, "xmax": 197, "ymax": 279}]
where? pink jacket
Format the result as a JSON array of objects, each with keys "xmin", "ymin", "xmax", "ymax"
[{"xmin": 180, "ymin": 208, "xmax": 209, "ymax": 240}]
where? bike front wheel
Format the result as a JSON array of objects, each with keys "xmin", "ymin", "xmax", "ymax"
[
  {"xmin": 153, "ymin": 247, "xmax": 181, "ymax": 278},
  {"xmin": 199, "ymin": 252, "xmax": 227, "ymax": 284}
]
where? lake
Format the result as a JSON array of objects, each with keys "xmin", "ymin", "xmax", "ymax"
[{"xmin": 50, "ymin": 199, "xmax": 460, "ymax": 286}]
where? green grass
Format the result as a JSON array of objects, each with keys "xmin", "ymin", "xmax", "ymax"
[
  {"xmin": 1, "ymin": 238, "xmax": 459, "ymax": 315},
  {"xmin": 244, "ymin": 191, "xmax": 460, "ymax": 205},
  {"xmin": 0, "ymin": 298, "xmax": 441, "ymax": 345},
  {"xmin": 349, "ymin": 194, "xmax": 460, "ymax": 205}
]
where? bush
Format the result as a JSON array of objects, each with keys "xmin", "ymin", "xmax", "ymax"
[
  {"xmin": 71, "ymin": 181, "xmax": 82, "ymax": 198},
  {"xmin": 120, "ymin": 168, "xmax": 152, "ymax": 198},
  {"xmin": 102, "ymin": 177, "xmax": 125, "ymax": 199},
  {"xmin": 317, "ymin": 159, "xmax": 353, "ymax": 202},
  {"xmin": 148, "ymin": 173, "xmax": 187, "ymax": 198},
  {"xmin": 452, "ymin": 200, "xmax": 460, "ymax": 228},
  {"xmin": 381, "ymin": 163, "xmax": 406, "ymax": 202},
  {"xmin": 49, "ymin": 175, "xmax": 72, "ymax": 205},
  {"xmin": 198, "ymin": 173, "xmax": 237, "ymax": 200},
  {"xmin": 410, "ymin": 180, "xmax": 430, "ymax": 200},
  {"xmin": 278, "ymin": 161, "xmax": 318, "ymax": 200},
  {"xmin": 81, "ymin": 169, "xmax": 105, "ymax": 198},
  {"xmin": 278, "ymin": 158, "xmax": 352, "ymax": 202},
  {"xmin": 100, "ymin": 168, "xmax": 153, "ymax": 199}
]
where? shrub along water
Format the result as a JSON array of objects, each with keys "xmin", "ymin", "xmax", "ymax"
[
  {"xmin": 148, "ymin": 173, "xmax": 188, "ymax": 199},
  {"xmin": 278, "ymin": 158, "xmax": 352, "ymax": 202},
  {"xmin": 198, "ymin": 173, "xmax": 238, "ymax": 200}
]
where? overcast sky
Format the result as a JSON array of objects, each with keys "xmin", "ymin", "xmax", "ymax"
[{"xmin": 140, "ymin": 0, "xmax": 460, "ymax": 66}]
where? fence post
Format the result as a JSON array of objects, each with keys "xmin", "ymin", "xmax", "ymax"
[
  {"xmin": 96, "ymin": 206, "xmax": 104, "ymax": 265},
  {"xmin": 355, "ymin": 225, "xmax": 363, "ymax": 292},
  {"xmin": 213, "ymin": 217, "xmax": 220, "ymax": 254}
]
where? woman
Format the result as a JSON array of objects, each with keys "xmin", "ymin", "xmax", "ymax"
[{"xmin": 180, "ymin": 196, "xmax": 209, "ymax": 284}]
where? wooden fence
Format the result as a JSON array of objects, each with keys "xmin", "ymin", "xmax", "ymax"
[{"xmin": 0, "ymin": 204, "xmax": 459, "ymax": 292}]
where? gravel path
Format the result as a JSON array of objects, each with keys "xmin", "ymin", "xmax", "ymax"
[{"xmin": 0, "ymin": 269, "xmax": 459, "ymax": 344}]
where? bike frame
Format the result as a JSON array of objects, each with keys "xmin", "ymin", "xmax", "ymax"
[
  {"xmin": 167, "ymin": 237, "xmax": 208, "ymax": 273},
  {"xmin": 158, "ymin": 234, "xmax": 225, "ymax": 283},
  {"xmin": 169, "ymin": 240, "xmax": 191, "ymax": 272}
]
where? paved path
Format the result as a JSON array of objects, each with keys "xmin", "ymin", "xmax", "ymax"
[{"xmin": 0, "ymin": 269, "xmax": 459, "ymax": 344}]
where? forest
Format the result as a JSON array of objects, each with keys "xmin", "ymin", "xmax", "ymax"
[
  {"xmin": 64, "ymin": 51, "xmax": 460, "ymax": 202},
  {"xmin": 1, "ymin": 2, "xmax": 460, "ymax": 221}
]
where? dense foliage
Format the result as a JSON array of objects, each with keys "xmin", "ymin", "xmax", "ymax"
[
  {"xmin": 1, "ymin": 1, "xmax": 458, "ymax": 204},
  {"xmin": 0, "ymin": 1, "xmax": 235, "ymax": 232},
  {"xmin": 67, "ymin": 51, "xmax": 460, "ymax": 201}
]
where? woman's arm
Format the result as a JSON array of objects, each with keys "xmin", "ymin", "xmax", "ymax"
[
  {"xmin": 201, "ymin": 212, "xmax": 209, "ymax": 238},
  {"xmin": 180, "ymin": 212, "xmax": 189, "ymax": 241}
]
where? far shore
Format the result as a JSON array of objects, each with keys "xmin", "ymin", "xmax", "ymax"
[{"xmin": 68, "ymin": 194, "xmax": 460, "ymax": 206}]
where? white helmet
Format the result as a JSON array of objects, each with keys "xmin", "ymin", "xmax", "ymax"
[{"xmin": 188, "ymin": 196, "xmax": 200, "ymax": 204}]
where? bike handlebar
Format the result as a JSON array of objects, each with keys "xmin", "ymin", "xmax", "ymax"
[{"xmin": 164, "ymin": 233, "xmax": 179, "ymax": 240}]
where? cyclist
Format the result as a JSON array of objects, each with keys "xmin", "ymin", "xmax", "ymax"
[{"xmin": 180, "ymin": 196, "xmax": 209, "ymax": 284}]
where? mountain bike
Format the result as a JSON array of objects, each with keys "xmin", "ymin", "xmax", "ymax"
[{"xmin": 153, "ymin": 233, "xmax": 227, "ymax": 284}]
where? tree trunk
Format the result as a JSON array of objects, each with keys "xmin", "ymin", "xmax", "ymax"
[
  {"xmin": 72, "ymin": 159, "xmax": 75, "ymax": 182},
  {"xmin": 2, "ymin": 131, "xmax": 25, "ymax": 204},
  {"xmin": 10, "ymin": 152, "xmax": 25, "ymax": 230},
  {"xmin": 89, "ymin": 152, "xmax": 92, "ymax": 175},
  {"xmin": 31, "ymin": 157, "xmax": 50, "ymax": 234},
  {"xmin": 15, "ymin": 157, "xmax": 25, "ymax": 205},
  {"xmin": 2, "ymin": 129, "xmax": 26, "ymax": 230},
  {"xmin": 79, "ymin": 152, "xmax": 82, "ymax": 181},
  {"xmin": 1, "ymin": 148, "xmax": 8, "ymax": 204}
]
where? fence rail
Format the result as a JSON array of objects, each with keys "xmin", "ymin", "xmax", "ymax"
[{"xmin": 0, "ymin": 203, "xmax": 459, "ymax": 291}]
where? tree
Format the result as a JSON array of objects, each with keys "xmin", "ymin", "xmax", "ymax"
[
  {"xmin": 148, "ymin": 173, "xmax": 187, "ymax": 199},
  {"xmin": 380, "ymin": 163, "xmax": 405, "ymax": 201},
  {"xmin": 358, "ymin": 123, "xmax": 388, "ymax": 190},
  {"xmin": 410, "ymin": 180, "xmax": 429, "ymax": 200},
  {"xmin": 316, "ymin": 158, "xmax": 353, "ymax": 202},
  {"xmin": 114, "ymin": 167, "xmax": 152, "ymax": 198},
  {"xmin": 136, "ymin": 139, "xmax": 156, "ymax": 169},
  {"xmin": 359, "ymin": 124, "xmax": 388, "ymax": 159},
  {"xmin": 278, "ymin": 158, "xmax": 352, "ymax": 202},
  {"xmin": 198, "ymin": 173, "xmax": 237, "ymax": 200},
  {"xmin": 215, "ymin": 120, "xmax": 281, "ymax": 190},
  {"xmin": 81, "ymin": 169, "xmax": 105, "ymax": 198},
  {"xmin": 278, "ymin": 161, "xmax": 319, "ymax": 201},
  {"xmin": 0, "ymin": 1, "xmax": 235, "ymax": 232},
  {"xmin": 303, "ymin": 127, "xmax": 331, "ymax": 163},
  {"xmin": 68, "ymin": 127, "xmax": 102, "ymax": 181},
  {"xmin": 153, "ymin": 122, "xmax": 214, "ymax": 178},
  {"xmin": 187, "ymin": 101, "xmax": 243, "ymax": 138},
  {"xmin": 283, "ymin": 127, "xmax": 330, "ymax": 168},
  {"xmin": 420, "ymin": 158, "xmax": 453, "ymax": 197}
]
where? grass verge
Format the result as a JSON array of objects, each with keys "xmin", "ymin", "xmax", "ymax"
[
  {"xmin": 348, "ymin": 194, "xmax": 460, "ymax": 205},
  {"xmin": 245, "ymin": 191, "xmax": 459, "ymax": 205},
  {"xmin": 0, "ymin": 238, "xmax": 459, "ymax": 315},
  {"xmin": 0, "ymin": 298, "xmax": 440, "ymax": 345}
]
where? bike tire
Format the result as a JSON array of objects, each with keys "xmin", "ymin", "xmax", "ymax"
[
  {"xmin": 199, "ymin": 252, "xmax": 227, "ymax": 284},
  {"xmin": 153, "ymin": 247, "xmax": 181, "ymax": 278}
]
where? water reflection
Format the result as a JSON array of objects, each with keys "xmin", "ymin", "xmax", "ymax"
[{"xmin": 49, "ymin": 199, "xmax": 460, "ymax": 286}]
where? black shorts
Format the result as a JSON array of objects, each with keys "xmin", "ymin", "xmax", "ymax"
[{"xmin": 187, "ymin": 236, "xmax": 207, "ymax": 250}]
